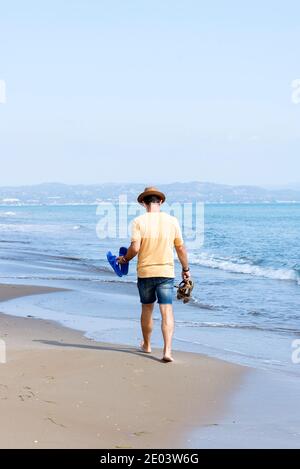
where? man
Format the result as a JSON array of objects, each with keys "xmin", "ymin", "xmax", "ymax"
[{"xmin": 117, "ymin": 187, "xmax": 191, "ymax": 363}]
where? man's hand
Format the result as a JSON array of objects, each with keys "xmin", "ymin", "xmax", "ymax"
[
  {"xmin": 116, "ymin": 241, "xmax": 140, "ymax": 266},
  {"xmin": 116, "ymin": 256, "xmax": 128, "ymax": 265},
  {"xmin": 182, "ymin": 269, "xmax": 191, "ymax": 281}
]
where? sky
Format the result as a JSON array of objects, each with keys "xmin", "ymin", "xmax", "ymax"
[{"xmin": 0, "ymin": 0, "xmax": 300, "ymax": 187}]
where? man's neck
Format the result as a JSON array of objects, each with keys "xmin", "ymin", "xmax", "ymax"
[{"xmin": 146, "ymin": 204, "xmax": 161, "ymax": 213}]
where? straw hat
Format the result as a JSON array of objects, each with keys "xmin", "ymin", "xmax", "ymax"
[{"xmin": 137, "ymin": 186, "xmax": 166, "ymax": 204}]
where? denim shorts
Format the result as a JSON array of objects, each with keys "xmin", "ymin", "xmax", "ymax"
[{"xmin": 137, "ymin": 277, "xmax": 174, "ymax": 305}]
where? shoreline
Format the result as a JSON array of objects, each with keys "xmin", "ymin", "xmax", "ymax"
[
  {"xmin": 0, "ymin": 283, "xmax": 68, "ymax": 302},
  {"xmin": 0, "ymin": 283, "xmax": 245, "ymax": 449}
]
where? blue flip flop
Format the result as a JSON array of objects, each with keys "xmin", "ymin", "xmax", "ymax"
[
  {"xmin": 119, "ymin": 247, "xmax": 129, "ymax": 276},
  {"xmin": 106, "ymin": 251, "xmax": 123, "ymax": 277},
  {"xmin": 106, "ymin": 247, "xmax": 130, "ymax": 277}
]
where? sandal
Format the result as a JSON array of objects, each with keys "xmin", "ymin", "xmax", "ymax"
[{"xmin": 176, "ymin": 279, "xmax": 194, "ymax": 304}]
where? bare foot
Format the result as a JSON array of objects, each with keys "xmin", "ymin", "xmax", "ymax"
[
  {"xmin": 162, "ymin": 355, "xmax": 174, "ymax": 363},
  {"xmin": 139, "ymin": 341, "xmax": 151, "ymax": 354}
]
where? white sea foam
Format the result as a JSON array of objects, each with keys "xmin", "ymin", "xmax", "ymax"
[
  {"xmin": 0, "ymin": 223, "xmax": 80, "ymax": 233},
  {"xmin": 190, "ymin": 253, "xmax": 300, "ymax": 284},
  {"xmin": 0, "ymin": 211, "xmax": 16, "ymax": 217}
]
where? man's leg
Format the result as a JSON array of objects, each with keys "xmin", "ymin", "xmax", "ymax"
[
  {"xmin": 141, "ymin": 303, "xmax": 154, "ymax": 353},
  {"xmin": 159, "ymin": 304, "xmax": 175, "ymax": 362}
]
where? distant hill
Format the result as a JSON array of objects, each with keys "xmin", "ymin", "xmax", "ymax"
[
  {"xmin": 0, "ymin": 182, "xmax": 300, "ymax": 205},
  {"xmin": 265, "ymin": 183, "xmax": 300, "ymax": 191}
]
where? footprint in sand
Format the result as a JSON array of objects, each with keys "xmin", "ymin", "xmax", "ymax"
[
  {"xmin": 45, "ymin": 416, "xmax": 66, "ymax": 428},
  {"xmin": 133, "ymin": 431, "xmax": 151, "ymax": 437},
  {"xmin": 44, "ymin": 376, "xmax": 55, "ymax": 384},
  {"xmin": 18, "ymin": 386, "xmax": 35, "ymax": 401},
  {"xmin": 42, "ymin": 399, "xmax": 57, "ymax": 405},
  {"xmin": 0, "ymin": 383, "xmax": 8, "ymax": 400}
]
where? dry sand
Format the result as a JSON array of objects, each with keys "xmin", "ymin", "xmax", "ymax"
[{"xmin": 0, "ymin": 283, "xmax": 245, "ymax": 449}]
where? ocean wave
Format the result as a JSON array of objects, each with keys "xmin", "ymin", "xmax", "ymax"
[
  {"xmin": 0, "ymin": 275, "xmax": 97, "ymax": 281},
  {"xmin": 0, "ymin": 211, "xmax": 16, "ymax": 217},
  {"xmin": 50, "ymin": 256, "xmax": 115, "ymax": 274},
  {"xmin": 0, "ymin": 239, "xmax": 31, "ymax": 244},
  {"xmin": 98, "ymin": 278, "xmax": 137, "ymax": 286},
  {"xmin": 189, "ymin": 253, "xmax": 300, "ymax": 284},
  {"xmin": 176, "ymin": 320, "xmax": 300, "ymax": 335},
  {"xmin": 0, "ymin": 223, "xmax": 85, "ymax": 233},
  {"xmin": 189, "ymin": 299, "xmax": 218, "ymax": 310},
  {"xmin": 0, "ymin": 274, "xmax": 135, "ymax": 285}
]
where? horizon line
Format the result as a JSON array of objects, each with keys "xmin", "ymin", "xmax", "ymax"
[{"xmin": 0, "ymin": 181, "xmax": 299, "ymax": 190}]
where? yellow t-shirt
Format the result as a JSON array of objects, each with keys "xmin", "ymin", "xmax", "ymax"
[{"xmin": 131, "ymin": 212, "xmax": 184, "ymax": 278}]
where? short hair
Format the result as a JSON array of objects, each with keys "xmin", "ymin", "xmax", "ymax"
[{"xmin": 143, "ymin": 195, "xmax": 162, "ymax": 205}]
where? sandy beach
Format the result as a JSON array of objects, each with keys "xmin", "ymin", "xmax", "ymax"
[{"xmin": 0, "ymin": 283, "xmax": 244, "ymax": 449}]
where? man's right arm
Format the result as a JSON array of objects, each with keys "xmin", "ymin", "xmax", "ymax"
[{"xmin": 117, "ymin": 218, "xmax": 141, "ymax": 264}]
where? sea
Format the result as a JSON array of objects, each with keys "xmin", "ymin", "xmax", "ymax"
[{"xmin": 0, "ymin": 203, "xmax": 299, "ymax": 378}]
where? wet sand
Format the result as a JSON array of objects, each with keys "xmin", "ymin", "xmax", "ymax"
[{"xmin": 0, "ymin": 283, "xmax": 245, "ymax": 448}]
